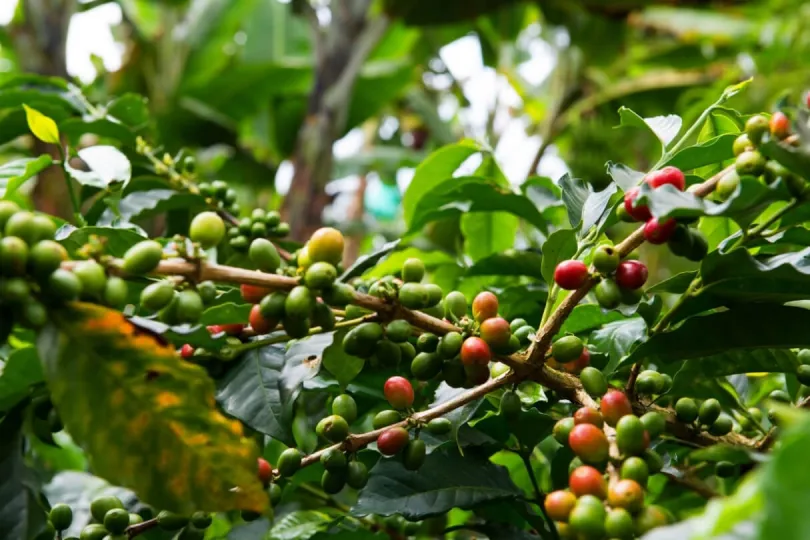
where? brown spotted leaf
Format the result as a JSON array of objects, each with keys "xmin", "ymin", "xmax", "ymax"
[{"xmin": 36, "ymin": 303, "xmax": 268, "ymax": 514}]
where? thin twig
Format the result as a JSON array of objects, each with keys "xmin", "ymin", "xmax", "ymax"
[{"xmin": 126, "ymin": 518, "xmax": 158, "ymax": 538}]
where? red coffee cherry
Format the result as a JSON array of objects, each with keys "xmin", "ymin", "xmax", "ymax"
[
  {"xmin": 384, "ymin": 376, "xmax": 414, "ymax": 409},
  {"xmin": 479, "ymin": 317, "xmax": 511, "ymax": 349},
  {"xmin": 554, "ymin": 260, "xmax": 589, "ymax": 290},
  {"xmin": 241, "ymin": 284, "xmax": 272, "ymax": 304},
  {"xmin": 569, "ymin": 465, "xmax": 607, "ymax": 498},
  {"xmin": 460, "ymin": 337, "xmax": 492, "ymax": 366},
  {"xmin": 615, "ymin": 260, "xmax": 648, "ymax": 290},
  {"xmin": 770, "ymin": 111, "xmax": 790, "ymax": 140},
  {"xmin": 257, "ymin": 458, "xmax": 273, "ymax": 484},
  {"xmin": 563, "ymin": 348, "xmax": 591, "ymax": 374},
  {"xmin": 472, "ymin": 291, "xmax": 499, "ymax": 322},
  {"xmin": 608, "ymin": 479, "xmax": 645, "ymax": 513},
  {"xmin": 249, "ymin": 304, "xmax": 275, "ymax": 334},
  {"xmin": 180, "ymin": 344, "xmax": 195, "ymax": 358},
  {"xmin": 545, "ymin": 490, "xmax": 577, "ymax": 521},
  {"xmin": 220, "ymin": 324, "xmax": 245, "ymax": 336},
  {"xmin": 206, "ymin": 325, "xmax": 223, "ymax": 335},
  {"xmin": 623, "ymin": 187, "xmax": 652, "ymax": 222},
  {"xmin": 568, "ymin": 423, "xmax": 610, "ymax": 464},
  {"xmin": 601, "ymin": 390, "xmax": 634, "ymax": 427},
  {"xmin": 377, "ymin": 427, "xmax": 409, "ymax": 456},
  {"xmin": 645, "ymin": 166, "xmax": 686, "ymax": 191},
  {"xmin": 574, "ymin": 407, "xmax": 604, "ymax": 428},
  {"xmin": 643, "ymin": 217, "xmax": 678, "ymax": 244}
]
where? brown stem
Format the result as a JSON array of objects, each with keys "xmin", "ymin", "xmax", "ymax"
[{"xmin": 127, "ymin": 518, "xmax": 159, "ymax": 538}]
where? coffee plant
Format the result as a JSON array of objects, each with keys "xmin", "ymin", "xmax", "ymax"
[{"xmin": 4, "ymin": 74, "xmax": 810, "ymax": 540}]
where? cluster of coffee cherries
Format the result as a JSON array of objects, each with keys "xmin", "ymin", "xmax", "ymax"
[
  {"xmin": 226, "ymin": 209, "xmax": 291, "ymax": 253},
  {"xmin": 718, "ymin": 111, "xmax": 807, "ymax": 199},
  {"xmin": 548, "ymin": 384, "xmax": 672, "ymax": 539},
  {"xmin": 46, "ymin": 495, "xmax": 212, "ymax": 540}
]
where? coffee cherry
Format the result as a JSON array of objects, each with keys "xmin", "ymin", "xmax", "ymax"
[
  {"xmin": 472, "ymin": 291, "xmax": 499, "ymax": 322},
  {"xmin": 122, "ymin": 240, "xmax": 163, "ymax": 275},
  {"xmin": 189, "ymin": 211, "xmax": 225, "ymax": 249},
  {"xmin": 709, "ymin": 414, "xmax": 733, "ymax": 436},
  {"xmin": 402, "ymin": 438, "xmax": 426, "ymax": 470},
  {"xmin": 553, "ymin": 417, "xmax": 575, "ymax": 445},
  {"xmin": 248, "ymin": 238, "xmax": 281, "ymax": 273},
  {"xmin": 635, "ymin": 505, "xmax": 670, "ymax": 535},
  {"xmin": 346, "ymin": 461, "xmax": 369, "ymax": 489},
  {"xmin": 574, "ymin": 407, "xmax": 604, "ymax": 428},
  {"xmin": 72, "ymin": 260, "xmax": 107, "ymax": 299},
  {"xmin": 401, "ymin": 258, "xmax": 425, "ymax": 283},
  {"xmin": 500, "ymin": 390, "xmax": 522, "ymax": 418},
  {"xmin": 49, "ymin": 503, "xmax": 73, "ymax": 531},
  {"xmin": 426, "ymin": 417, "xmax": 452, "ymax": 435},
  {"xmin": 332, "ymin": 394, "xmax": 358, "ymax": 423},
  {"xmin": 569, "ymin": 465, "xmax": 607, "ymax": 498},
  {"xmin": 277, "ymin": 448, "xmax": 302, "ymax": 477},
  {"xmin": 605, "ymin": 507, "xmax": 635, "ymax": 539},
  {"xmin": 623, "ymin": 187, "xmax": 652, "ymax": 222},
  {"xmin": 373, "ymin": 410, "xmax": 401, "ymax": 429},
  {"xmin": 608, "ymin": 479, "xmax": 644, "ymax": 513},
  {"xmin": 0, "ymin": 200, "xmax": 20, "ymax": 230},
  {"xmin": 797, "ymin": 364, "xmax": 810, "ymax": 385},
  {"xmin": 321, "ymin": 470, "xmax": 346, "ymax": 495},
  {"xmin": 594, "ymin": 279, "xmax": 621, "ymax": 309},
  {"xmin": 544, "ymin": 490, "xmax": 577, "ymax": 522},
  {"xmin": 104, "ymin": 508, "xmax": 130, "ymax": 534},
  {"xmin": 316, "ymin": 414, "xmax": 350, "ymax": 442},
  {"xmin": 644, "ymin": 217, "xmax": 677, "ymax": 244},
  {"xmin": 411, "ymin": 352, "xmax": 442, "ymax": 380},
  {"xmin": 247, "ymin": 304, "xmax": 272, "ymax": 334},
  {"xmin": 480, "ymin": 317, "xmax": 511, "ymax": 349},
  {"xmin": 321, "ymin": 447, "xmax": 348, "ymax": 472},
  {"xmin": 620, "ymin": 456, "xmax": 649, "ymax": 486},
  {"xmin": 645, "ymin": 166, "xmax": 686, "ymax": 191},
  {"xmin": 732, "ymin": 133, "xmax": 752, "ymax": 156},
  {"xmin": 180, "ymin": 344, "xmax": 195, "ymax": 358},
  {"xmin": 437, "ymin": 331, "xmax": 463, "ymax": 358},
  {"xmin": 698, "ymin": 398, "xmax": 722, "ymax": 426},
  {"xmin": 592, "ymin": 245, "xmax": 619, "ymax": 274},
  {"xmin": 4, "ymin": 211, "xmax": 38, "ymax": 244},
  {"xmin": 90, "ymin": 496, "xmax": 124, "ymax": 522},
  {"xmin": 600, "ymin": 390, "xmax": 633, "ymax": 426},
  {"xmin": 635, "ymin": 370, "xmax": 665, "ymax": 395},
  {"xmin": 551, "ymin": 335, "xmax": 584, "ymax": 364},
  {"xmin": 241, "ymin": 284, "xmax": 271, "ymax": 304},
  {"xmin": 464, "ymin": 363, "xmax": 490, "ymax": 386},
  {"xmin": 580, "ymin": 367, "xmax": 608, "ymax": 397},
  {"xmin": 28, "ymin": 240, "xmax": 66, "ymax": 279},
  {"xmin": 569, "ymin": 495, "xmax": 607, "ymax": 538},
  {"xmin": 640, "ymin": 411, "xmax": 666, "ymax": 439},
  {"xmin": 569, "ymin": 424, "xmax": 609, "ymax": 464},
  {"xmin": 257, "ymin": 457, "xmax": 273, "ymax": 484},
  {"xmin": 384, "ymin": 376, "xmax": 414, "ymax": 409},
  {"xmin": 377, "ymin": 426, "xmax": 409, "ymax": 456},
  {"xmin": 615, "ymin": 260, "xmax": 648, "ymax": 290},
  {"xmin": 47, "ymin": 269, "xmax": 82, "ymax": 301},
  {"xmin": 554, "ymin": 260, "xmax": 589, "ymax": 290},
  {"xmin": 736, "ymin": 150, "xmax": 766, "ymax": 177},
  {"xmin": 0, "ymin": 236, "xmax": 28, "ymax": 276},
  {"xmin": 460, "ymin": 337, "xmax": 491, "ymax": 366},
  {"xmin": 616, "ymin": 415, "xmax": 648, "ymax": 456},
  {"xmin": 444, "ymin": 291, "xmax": 468, "ymax": 320},
  {"xmin": 513, "ymin": 325, "xmax": 535, "ymax": 346},
  {"xmin": 175, "ymin": 290, "xmax": 204, "ymax": 324},
  {"xmin": 675, "ymin": 397, "xmax": 699, "ymax": 423},
  {"xmin": 745, "ymin": 114, "xmax": 769, "ymax": 143},
  {"xmin": 307, "ymin": 227, "xmax": 343, "ymax": 265},
  {"xmin": 770, "ymin": 111, "xmax": 790, "ymax": 139}
]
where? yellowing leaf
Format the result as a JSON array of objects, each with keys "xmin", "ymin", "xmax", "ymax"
[
  {"xmin": 37, "ymin": 303, "xmax": 269, "ymax": 514},
  {"xmin": 23, "ymin": 104, "xmax": 60, "ymax": 144}
]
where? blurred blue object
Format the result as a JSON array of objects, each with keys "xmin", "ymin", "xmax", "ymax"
[{"xmin": 364, "ymin": 178, "xmax": 401, "ymax": 221}]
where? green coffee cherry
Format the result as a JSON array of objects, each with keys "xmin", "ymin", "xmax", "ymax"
[{"xmin": 122, "ymin": 240, "xmax": 163, "ymax": 275}]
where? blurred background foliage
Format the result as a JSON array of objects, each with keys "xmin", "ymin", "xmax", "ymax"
[{"xmin": 1, "ymin": 0, "xmax": 809, "ymax": 263}]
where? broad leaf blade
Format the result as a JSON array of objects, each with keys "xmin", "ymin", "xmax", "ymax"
[
  {"xmin": 0, "ymin": 348, "xmax": 43, "ymax": 412},
  {"xmin": 0, "ymin": 155, "xmax": 53, "ymax": 199},
  {"xmin": 37, "ymin": 303, "xmax": 268, "ymax": 514},
  {"xmin": 540, "ymin": 229, "xmax": 577, "ymax": 285}
]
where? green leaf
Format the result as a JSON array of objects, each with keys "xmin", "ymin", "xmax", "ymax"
[
  {"xmin": 402, "ymin": 140, "xmax": 483, "ymax": 227},
  {"xmin": 461, "ymin": 210, "xmax": 519, "ymax": 262},
  {"xmin": 590, "ymin": 318, "xmax": 648, "ymax": 375},
  {"xmin": 59, "ymin": 118, "xmax": 136, "ymax": 146},
  {"xmin": 617, "ymin": 107, "xmax": 682, "ymax": 152},
  {"xmin": 0, "ymin": 348, "xmax": 43, "ymax": 412},
  {"xmin": 23, "ymin": 104, "xmax": 60, "ymax": 144},
  {"xmin": 65, "ymin": 146, "xmax": 132, "ymax": 189},
  {"xmin": 581, "ymin": 183, "xmax": 620, "ymax": 237},
  {"xmin": 429, "ymin": 383, "xmax": 484, "ymax": 445},
  {"xmin": 558, "ymin": 304, "xmax": 625, "ymax": 337},
  {"xmin": 216, "ymin": 334, "xmax": 326, "ymax": 446},
  {"xmin": 625, "ymin": 306, "xmax": 810, "ymax": 370},
  {"xmin": 339, "ymin": 240, "xmax": 401, "ymax": 282},
  {"xmin": 466, "ymin": 250, "xmax": 544, "ymax": 279},
  {"xmin": 200, "ymin": 303, "xmax": 250, "ymax": 326},
  {"xmin": 688, "ymin": 445, "xmax": 756, "ymax": 466},
  {"xmin": 662, "ymin": 133, "xmax": 736, "ymax": 171},
  {"xmin": 0, "ymin": 409, "xmax": 48, "ymax": 540},
  {"xmin": 0, "ymin": 155, "xmax": 54, "ymax": 199},
  {"xmin": 97, "ymin": 189, "xmax": 207, "ymax": 225},
  {"xmin": 269, "ymin": 510, "xmax": 333, "ymax": 540},
  {"xmin": 351, "ymin": 448, "xmax": 522, "ymax": 519},
  {"xmin": 647, "ymin": 271, "xmax": 698, "ymax": 294},
  {"xmin": 128, "ymin": 316, "xmax": 226, "ymax": 351},
  {"xmin": 606, "ymin": 162, "xmax": 644, "ymax": 191},
  {"xmin": 322, "ymin": 329, "xmax": 364, "ymax": 388},
  {"xmin": 540, "ymin": 229, "xmax": 577, "ymax": 285},
  {"xmin": 759, "ymin": 139, "xmax": 810, "ymax": 180},
  {"xmin": 364, "ymin": 247, "xmax": 453, "ymax": 280},
  {"xmin": 106, "ymin": 94, "xmax": 151, "ymax": 131},
  {"xmin": 408, "ymin": 176, "xmax": 549, "ymax": 234},
  {"xmin": 558, "ymin": 174, "xmax": 589, "ymax": 228},
  {"xmin": 37, "ymin": 303, "xmax": 268, "ymax": 514},
  {"xmin": 55, "ymin": 224, "xmax": 146, "ymax": 257}
]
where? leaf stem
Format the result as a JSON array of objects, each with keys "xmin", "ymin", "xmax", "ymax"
[
  {"xmin": 58, "ymin": 147, "xmax": 84, "ymax": 225},
  {"xmin": 520, "ymin": 449, "xmax": 559, "ymax": 540}
]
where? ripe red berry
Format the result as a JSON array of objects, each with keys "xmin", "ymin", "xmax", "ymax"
[
  {"xmin": 460, "ymin": 337, "xmax": 492, "ymax": 366},
  {"xmin": 220, "ymin": 323, "xmax": 245, "ymax": 336},
  {"xmin": 249, "ymin": 304, "xmax": 275, "ymax": 334},
  {"xmin": 472, "ymin": 292, "xmax": 499, "ymax": 322},
  {"xmin": 643, "ymin": 217, "xmax": 677, "ymax": 244},
  {"xmin": 623, "ymin": 187, "xmax": 652, "ymax": 222},
  {"xmin": 645, "ymin": 166, "xmax": 686, "ymax": 191},
  {"xmin": 569, "ymin": 465, "xmax": 607, "ymax": 498},
  {"xmin": 377, "ymin": 427, "xmax": 410, "ymax": 456},
  {"xmin": 384, "ymin": 376, "xmax": 414, "ymax": 409},
  {"xmin": 568, "ymin": 423, "xmax": 609, "ymax": 464},
  {"xmin": 563, "ymin": 348, "xmax": 591, "ymax": 374},
  {"xmin": 614, "ymin": 260, "xmax": 648, "ymax": 290},
  {"xmin": 544, "ymin": 490, "xmax": 577, "ymax": 521},
  {"xmin": 207, "ymin": 325, "xmax": 223, "ymax": 335},
  {"xmin": 770, "ymin": 111, "xmax": 790, "ymax": 140},
  {"xmin": 608, "ymin": 479, "xmax": 645, "ymax": 513},
  {"xmin": 241, "ymin": 284, "xmax": 272, "ymax": 304},
  {"xmin": 574, "ymin": 407, "xmax": 604, "ymax": 428},
  {"xmin": 479, "ymin": 317, "xmax": 511, "ymax": 349},
  {"xmin": 180, "ymin": 344, "xmax": 195, "ymax": 358},
  {"xmin": 601, "ymin": 390, "xmax": 633, "ymax": 427},
  {"xmin": 806, "ymin": 91, "xmax": 810, "ymax": 109},
  {"xmin": 257, "ymin": 458, "xmax": 273, "ymax": 484},
  {"xmin": 554, "ymin": 260, "xmax": 589, "ymax": 290}
]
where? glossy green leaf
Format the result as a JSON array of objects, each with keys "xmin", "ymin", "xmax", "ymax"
[
  {"xmin": 461, "ymin": 210, "xmax": 519, "ymax": 263},
  {"xmin": 200, "ymin": 303, "xmax": 251, "ymax": 326},
  {"xmin": 351, "ymin": 448, "xmax": 522, "ymax": 519},
  {"xmin": 617, "ymin": 107, "xmax": 682, "ymax": 152},
  {"xmin": 402, "ymin": 140, "xmax": 483, "ymax": 227},
  {"xmin": 466, "ymin": 250, "xmax": 544, "ymax": 279},
  {"xmin": 540, "ymin": 229, "xmax": 577, "ymax": 286},
  {"xmin": 59, "ymin": 118, "xmax": 135, "ymax": 145},
  {"xmin": 647, "ymin": 271, "xmax": 698, "ymax": 294},
  {"xmin": 97, "ymin": 189, "xmax": 207, "ymax": 225},
  {"xmin": 558, "ymin": 304, "xmax": 625, "ymax": 336},
  {"xmin": 590, "ymin": 318, "xmax": 648, "ymax": 375},
  {"xmin": 364, "ymin": 246, "xmax": 452, "ymax": 279},
  {"xmin": 558, "ymin": 174, "xmax": 589, "ymax": 228},
  {"xmin": 339, "ymin": 240, "xmax": 401, "ymax": 282},
  {"xmin": 65, "ymin": 146, "xmax": 132, "ymax": 189},
  {"xmin": 128, "ymin": 316, "xmax": 225, "ymax": 350},
  {"xmin": 217, "ymin": 334, "xmax": 326, "ymax": 446},
  {"xmin": 106, "ymin": 94, "xmax": 151, "ymax": 131},
  {"xmin": 0, "ymin": 155, "xmax": 54, "ymax": 199},
  {"xmin": 55, "ymin": 224, "xmax": 146, "ymax": 257},
  {"xmin": 0, "ymin": 348, "xmax": 43, "ymax": 412},
  {"xmin": 430, "ymin": 383, "xmax": 484, "ymax": 445},
  {"xmin": 759, "ymin": 139, "xmax": 810, "ymax": 180},
  {"xmin": 37, "ymin": 303, "xmax": 268, "ymax": 513},
  {"xmin": 322, "ymin": 329, "xmax": 364, "ymax": 388},
  {"xmin": 269, "ymin": 510, "xmax": 333, "ymax": 540},
  {"xmin": 663, "ymin": 133, "xmax": 736, "ymax": 171},
  {"xmin": 408, "ymin": 176, "xmax": 549, "ymax": 234},
  {"xmin": 606, "ymin": 161, "xmax": 644, "ymax": 191},
  {"xmin": 581, "ymin": 183, "xmax": 620, "ymax": 237}
]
